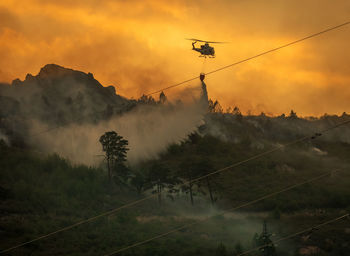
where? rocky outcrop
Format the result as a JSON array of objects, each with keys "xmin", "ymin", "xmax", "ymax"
[{"xmin": 0, "ymin": 64, "xmax": 134, "ymax": 125}]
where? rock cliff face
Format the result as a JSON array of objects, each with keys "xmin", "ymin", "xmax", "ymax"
[{"xmin": 0, "ymin": 64, "xmax": 133, "ymax": 124}]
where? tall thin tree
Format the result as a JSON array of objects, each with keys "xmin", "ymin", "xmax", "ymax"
[{"xmin": 99, "ymin": 131, "xmax": 129, "ymax": 182}]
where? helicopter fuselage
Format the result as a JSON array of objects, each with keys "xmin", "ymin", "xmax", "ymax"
[{"xmin": 192, "ymin": 42, "xmax": 215, "ymax": 57}]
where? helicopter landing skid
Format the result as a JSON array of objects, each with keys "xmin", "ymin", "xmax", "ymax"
[{"xmin": 199, "ymin": 55, "xmax": 215, "ymax": 58}]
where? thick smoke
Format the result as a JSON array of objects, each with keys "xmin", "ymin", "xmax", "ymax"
[{"xmin": 28, "ymin": 83, "xmax": 208, "ymax": 166}]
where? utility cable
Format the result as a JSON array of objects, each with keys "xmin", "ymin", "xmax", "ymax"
[
  {"xmin": 145, "ymin": 21, "xmax": 350, "ymax": 96},
  {"xmin": 1, "ymin": 19, "xmax": 349, "ymax": 255},
  {"xmin": 237, "ymin": 213, "xmax": 350, "ymax": 256},
  {"xmin": 103, "ymin": 169, "xmax": 342, "ymax": 256},
  {"xmin": 15, "ymin": 21, "xmax": 350, "ymax": 138},
  {"xmin": 1, "ymin": 119, "xmax": 349, "ymax": 254}
]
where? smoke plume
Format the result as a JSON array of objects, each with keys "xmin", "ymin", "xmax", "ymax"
[{"xmin": 28, "ymin": 82, "xmax": 208, "ymax": 166}]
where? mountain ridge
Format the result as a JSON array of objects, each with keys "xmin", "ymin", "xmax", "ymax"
[{"xmin": 0, "ymin": 64, "xmax": 134, "ymax": 123}]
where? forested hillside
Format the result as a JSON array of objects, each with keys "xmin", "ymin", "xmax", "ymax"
[{"xmin": 1, "ymin": 65, "xmax": 349, "ymax": 256}]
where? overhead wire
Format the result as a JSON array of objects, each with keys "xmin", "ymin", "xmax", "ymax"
[
  {"xmin": 5, "ymin": 21, "xmax": 349, "ymax": 138},
  {"xmin": 2, "ymin": 20, "xmax": 350, "ymax": 253},
  {"xmin": 2, "ymin": 118, "xmax": 350, "ymax": 254},
  {"xmin": 2, "ymin": 21, "xmax": 350, "ymax": 140},
  {"xmin": 237, "ymin": 213, "xmax": 350, "ymax": 256},
  {"xmin": 8, "ymin": 20, "xmax": 347, "ymax": 140},
  {"xmin": 103, "ymin": 169, "xmax": 343, "ymax": 256},
  {"xmin": 145, "ymin": 21, "xmax": 350, "ymax": 96},
  {"xmin": 190, "ymin": 119, "xmax": 350, "ymax": 184}
]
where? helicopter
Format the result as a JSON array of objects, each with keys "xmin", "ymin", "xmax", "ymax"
[{"xmin": 186, "ymin": 38, "xmax": 226, "ymax": 58}]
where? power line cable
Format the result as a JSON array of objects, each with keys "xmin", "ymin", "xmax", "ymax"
[
  {"xmin": 16, "ymin": 21, "xmax": 349, "ymax": 138},
  {"xmin": 190, "ymin": 119, "xmax": 350, "ymax": 184},
  {"xmin": 2, "ymin": 119, "xmax": 349, "ymax": 254},
  {"xmin": 103, "ymin": 169, "xmax": 342, "ymax": 256},
  {"xmin": 237, "ymin": 213, "xmax": 350, "ymax": 256},
  {"xmin": 145, "ymin": 21, "xmax": 350, "ymax": 96},
  {"xmin": 2, "ymin": 20, "xmax": 350, "ymax": 252}
]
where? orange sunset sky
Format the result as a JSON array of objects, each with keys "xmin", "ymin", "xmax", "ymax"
[{"xmin": 0, "ymin": 0, "xmax": 349, "ymax": 116}]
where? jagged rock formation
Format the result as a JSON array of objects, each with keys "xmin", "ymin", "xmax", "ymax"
[{"xmin": 0, "ymin": 64, "xmax": 134, "ymax": 125}]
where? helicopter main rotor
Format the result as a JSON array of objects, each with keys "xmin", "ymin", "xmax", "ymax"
[{"xmin": 185, "ymin": 38, "xmax": 227, "ymax": 44}]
